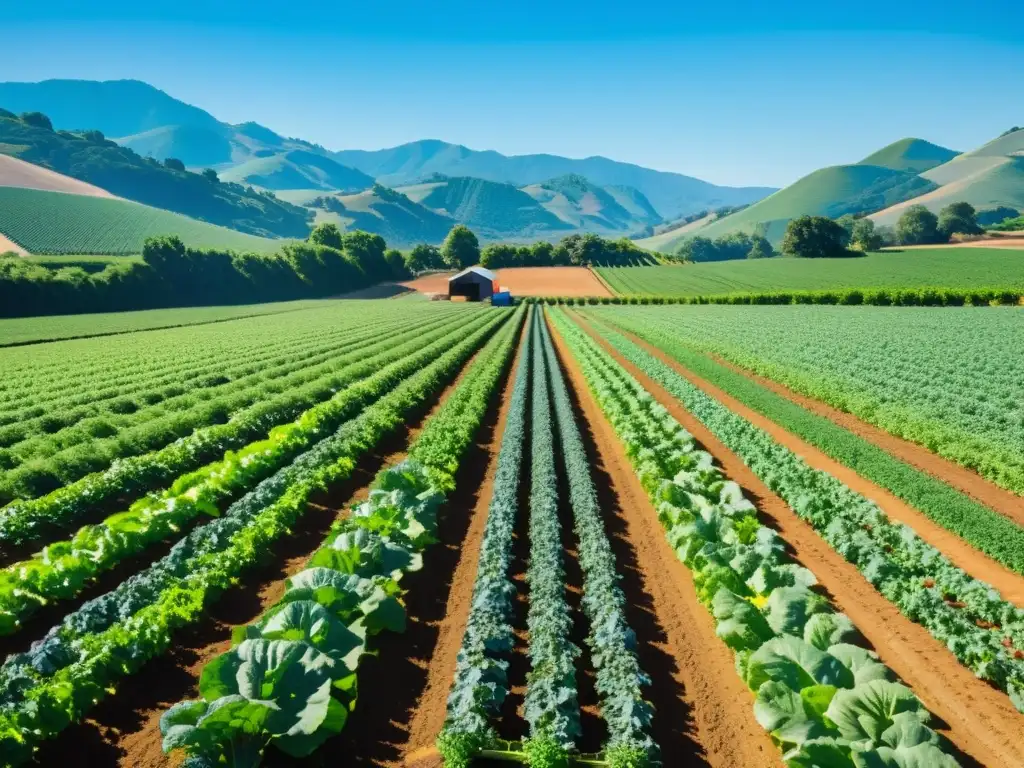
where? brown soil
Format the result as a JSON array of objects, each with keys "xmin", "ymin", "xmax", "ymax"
[
  {"xmin": 568, "ymin": 311, "xmax": 1024, "ymax": 768},
  {"xmin": 0, "ymin": 231, "xmax": 27, "ymax": 256},
  {"xmin": 547, "ymin": 313, "xmax": 781, "ymax": 768},
  {"xmin": 33, "ymin": 344, "xmax": 489, "ymax": 768},
  {"xmin": 890, "ymin": 237, "xmax": 1024, "ymax": 250},
  {"xmin": 402, "ymin": 267, "xmax": 612, "ymax": 298},
  {"xmin": 598, "ymin": 320, "xmax": 1024, "ymax": 608},
  {"xmin": 311, "ymin": 316, "xmax": 529, "ymax": 767},
  {"xmin": 0, "ymin": 154, "xmax": 118, "ymax": 199},
  {"xmin": 706, "ymin": 352, "xmax": 1024, "ymax": 526}
]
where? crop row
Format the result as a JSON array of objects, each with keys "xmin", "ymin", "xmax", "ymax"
[
  {"xmin": 158, "ymin": 306, "xmax": 525, "ymax": 765},
  {"xmin": 578, "ymin": 312, "xmax": 1024, "ymax": 713},
  {"xmin": 0, "ymin": 311, "xmax": 458, "ymax": 483},
  {"xmin": 0, "ymin": 310, "xmax": 494, "ymax": 547},
  {"xmin": 0, "ymin": 306, "xmax": 510, "ymax": 765},
  {"xmin": 0, "ymin": 310, "xmax": 506, "ymax": 635},
  {"xmin": 549, "ymin": 307, "xmax": 960, "ymax": 767}
]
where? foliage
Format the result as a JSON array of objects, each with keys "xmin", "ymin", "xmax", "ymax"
[
  {"xmin": 586, "ymin": 310, "xmax": 1024, "ymax": 713},
  {"xmin": 405, "ymin": 243, "xmax": 446, "ymax": 273},
  {"xmin": 895, "ymin": 205, "xmax": 941, "ymax": 245},
  {"xmin": 549, "ymin": 309, "xmax": 960, "ymax": 767},
  {"xmin": 991, "ymin": 216, "xmax": 1024, "ymax": 232},
  {"xmin": 978, "ymin": 207, "xmax": 1020, "ymax": 227},
  {"xmin": 937, "ymin": 202, "xmax": 982, "ymax": 239},
  {"xmin": 674, "ymin": 232, "xmax": 774, "ymax": 262},
  {"xmin": 781, "ymin": 216, "xmax": 853, "ymax": 258},
  {"xmin": 850, "ymin": 218, "xmax": 883, "ymax": 251},
  {"xmin": 442, "ymin": 225, "xmax": 480, "ymax": 269},
  {"xmin": 0, "ymin": 110, "xmax": 311, "ymax": 238}
]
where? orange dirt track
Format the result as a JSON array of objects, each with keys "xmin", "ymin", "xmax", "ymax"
[{"xmin": 402, "ymin": 266, "xmax": 611, "ymax": 297}]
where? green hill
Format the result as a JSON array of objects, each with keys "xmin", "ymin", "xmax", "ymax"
[
  {"xmin": 857, "ymin": 138, "xmax": 959, "ymax": 173},
  {"xmin": 219, "ymin": 150, "xmax": 375, "ymax": 192},
  {"xmin": 0, "ymin": 111, "xmax": 312, "ymax": 238},
  {"xmin": 397, "ymin": 176, "xmax": 571, "ymax": 238},
  {"xmin": 117, "ymin": 124, "xmax": 235, "ymax": 167},
  {"xmin": 280, "ymin": 184, "xmax": 455, "ymax": 246},
  {"xmin": 0, "ymin": 187, "xmax": 284, "ymax": 255},
  {"xmin": 519, "ymin": 174, "xmax": 659, "ymax": 233},
  {"xmin": 663, "ymin": 164, "xmax": 936, "ymax": 251},
  {"xmin": 870, "ymin": 128, "xmax": 1024, "ymax": 227}
]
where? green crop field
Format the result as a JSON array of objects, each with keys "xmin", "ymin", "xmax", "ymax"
[
  {"xmin": 0, "ymin": 187, "xmax": 286, "ymax": 255},
  {"xmin": 596, "ymin": 247, "xmax": 1024, "ymax": 296}
]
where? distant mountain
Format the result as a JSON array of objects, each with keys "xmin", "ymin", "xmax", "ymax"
[
  {"xmin": 220, "ymin": 150, "xmax": 375, "ymax": 192},
  {"xmin": 0, "ymin": 111, "xmax": 311, "ymax": 239},
  {"xmin": 857, "ymin": 138, "xmax": 959, "ymax": 174},
  {"xmin": 116, "ymin": 124, "xmax": 235, "ymax": 167},
  {"xmin": 870, "ymin": 128, "xmax": 1024, "ymax": 227},
  {"xmin": 334, "ymin": 140, "xmax": 775, "ymax": 220},
  {"xmin": 520, "ymin": 173, "xmax": 660, "ymax": 233},
  {"xmin": 397, "ymin": 176, "xmax": 572, "ymax": 238}
]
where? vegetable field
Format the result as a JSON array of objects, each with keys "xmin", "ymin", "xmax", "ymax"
[{"xmin": 1, "ymin": 296, "xmax": 1022, "ymax": 768}]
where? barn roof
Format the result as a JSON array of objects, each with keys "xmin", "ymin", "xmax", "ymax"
[{"xmin": 449, "ymin": 266, "xmax": 497, "ymax": 282}]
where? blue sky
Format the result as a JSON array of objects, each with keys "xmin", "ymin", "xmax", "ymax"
[{"xmin": 4, "ymin": 1, "xmax": 1022, "ymax": 187}]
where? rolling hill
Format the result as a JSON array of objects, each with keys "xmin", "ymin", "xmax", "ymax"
[
  {"xmin": 397, "ymin": 176, "xmax": 572, "ymax": 238},
  {"xmin": 219, "ymin": 150, "xmax": 375, "ymax": 192},
  {"xmin": 116, "ymin": 124, "xmax": 235, "ymax": 167},
  {"xmin": 0, "ymin": 187, "xmax": 284, "ymax": 255},
  {"xmin": 856, "ymin": 138, "xmax": 959, "ymax": 174},
  {"xmin": 519, "ymin": 174, "xmax": 660, "ymax": 233},
  {"xmin": 333, "ymin": 139, "xmax": 776, "ymax": 220},
  {"xmin": 658, "ymin": 164, "xmax": 936, "ymax": 250},
  {"xmin": 870, "ymin": 128, "xmax": 1024, "ymax": 227},
  {"xmin": 0, "ymin": 154, "xmax": 116, "ymax": 198}
]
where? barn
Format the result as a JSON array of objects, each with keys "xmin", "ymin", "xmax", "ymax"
[{"xmin": 448, "ymin": 266, "xmax": 498, "ymax": 301}]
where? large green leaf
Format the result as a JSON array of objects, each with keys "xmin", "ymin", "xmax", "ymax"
[
  {"xmin": 827, "ymin": 645, "xmax": 891, "ymax": 686},
  {"xmin": 851, "ymin": 742, "xmax": 959, "ymax": 768},
  {"xmin": 763, "ymin": 586, "xmax": 831, "ymax": 637},
  {"xmin": 746, "ymin": 636, "xmax": 854, "ymax": 692},
  {"xmin": 825, "ymin": 681, "xmax": 929, "ymax": 744},
  {"xmin": 784, "ymin": 738, "xmax": 857, "ymax": 768},
  {"xmin": 804, "ymin": 613, "xmax": 858, "ymax": 651},
  {"xmin": 711, "ymin": 589, "xmax": 774, "ymax": 651},
  {"xmin": 753, "ymin": 681, "xmax": 832, "ymax": 748}
]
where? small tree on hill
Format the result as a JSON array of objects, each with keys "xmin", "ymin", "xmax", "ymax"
[
  {"xmin": 202, "ymin": 168, "xmax": 219, "ymax": 184},
  {"xmin": 938, "ymin": 201, "xmax": 982, "ymax": 239},
  {"xmin": 781, "ymin": 216, "xmax": 851, "ymax": 258},
  {"xmin": 441, "ymin": 225, "xmax": 480, "ymax": 269},
  {"xmin": 896, "ymin": 205, "xmax": 940, "ymax": 245},
  {"xmin": 164, "ymin": 158, "xmax": 186, "ymax": 172},
  {"xmin": 20, "ymin": 111, "xmax": 53, "ymax": 130},
  {"xmin": 308, "ymin": 222, "xmax": 345, "ymax": 250}
]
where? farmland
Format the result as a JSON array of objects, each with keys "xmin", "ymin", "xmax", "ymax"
[
  {"xmin": 0, "ymin": 187, "xmax": 284, "ymax": 255},
  {"xmin": 1, "ymin": 296, "xmax": 1023, "ymax": 768},
  {"xmin": 597, "ymin": 247, "xmax": 1024, "ymax": 297}
]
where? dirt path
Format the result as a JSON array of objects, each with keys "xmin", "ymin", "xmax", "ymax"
[
  {"xmin": 596, "ymin": 320, "xmax": 1024, "ymax": 608},
  {"xmin": 548, "ymin": 313, "xmax": 780, "ymax": 768},
  {"xmin": 703, "ymin": 352, "xmax": 1024, "ymax": 525},
  {"xmin": 321, "ymin": 319, "xmax": 528, "ymax": 768},
  {"xmin": 33, "ymin": 343, "xmax": 490, "ymax": 768},
  {"xmin": 568, "ymin": 311, "xmax": 1024, "ymax": 768}
]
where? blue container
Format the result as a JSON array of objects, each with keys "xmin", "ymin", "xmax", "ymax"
[{"xmin": 491, "ymin": 291, "xmax": 513, "ymax": 306}]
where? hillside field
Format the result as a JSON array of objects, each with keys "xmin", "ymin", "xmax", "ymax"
[
  {"xmin": 597, "ymin": 247, "xmax": 1024, "ymax": 296},
  {"xmin": 0, "ymin": 187, "xmax": 286, "ymax": 255},
  {"xmin": 0, "ymin": 300, "xmax": 1020, "ymax": 768}
]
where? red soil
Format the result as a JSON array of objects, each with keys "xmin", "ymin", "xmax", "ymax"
[
  {"xmin": 0, "ymin": 154, "xmax": 118, "ymax": 198},
  {"xmin": 402, "ymin": 267, "xmax": 611, "ymax": 297},
  {"xmin": 569, "ymin": 310, "xmax": 1024, "ymax": 768}
]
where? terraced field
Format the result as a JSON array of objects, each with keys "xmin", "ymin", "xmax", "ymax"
[{"xmin": 1, "ymin": 297, "xmax": 1020, "ymax": 768}]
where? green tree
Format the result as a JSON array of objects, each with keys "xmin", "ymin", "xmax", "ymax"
[
  {"xmin": 20, "ymin": 111, "xmax": 53, "ymax": 130},
  {"xmin": 480, "ymin": 243, "xmax": 520, "ymax": 269},
  {"xmin": 202, "ymin": 168, "xmax": 219, "ymax": 183},
  {"xmin": 747, "ymin": 239, "xmax": 773, "ymax": 259},
  {"xmin": 896, "ymin": 205, "xmax": 941, "ymax": 245},
  {"xmin": 441, "ymin": 225, "xmax": 480, "ymax": 269},
  {"xmin": 163, "ymin": 158, "xmax": 186, "ymax": 172},
  {"xmin": 384, "ymin": 249, "xmax": 410, "ymax": 280},
  {"xmin": 835, "ymin": 214, "xmax": 858, "ymax": 247},
  {"xmin": 405, "ymin": 243, "xmax": 444, "ymax": 273},
  {"xmin": 308, "ymin": 222, "xmax": 345, "ymax": 250},
  {"xmin": 938, "ymin": 201, "xmax": 982, "ymax": 239},
  {"xmin": 531, "ymin": 241, "xmax": 555, "ymax": 266},
  {"xmin": 850, "ymin": 218, "xmax": 883, "ymax": 251},
  {"xmin": 781, "ymin": 216, "xmax": 851, "ymax": 258}
]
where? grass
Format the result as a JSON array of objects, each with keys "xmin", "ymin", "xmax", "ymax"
[
  {"xmin": 596, "ymin": 248, "xmax": 1024, "ymax": 296},
  {"xmin": 0, "ymin": 187, "xmax": 286, "ymax": 255},
  {"xmin": 0, "ymin": 299, "xmax": 328, "ymax": 346},
  {"xmin": 589, "ymin": 310, "xmax": 1024, "ymax": 576}
]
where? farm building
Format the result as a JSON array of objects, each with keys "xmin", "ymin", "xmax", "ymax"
[{"xmin": 448, "ymin": 266, "xmax": 498, "ymax": 301}]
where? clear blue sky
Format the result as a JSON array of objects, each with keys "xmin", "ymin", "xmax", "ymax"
[{"xmin": 5, "ymin": 1, "xmax": 1022, "ymax": 187}]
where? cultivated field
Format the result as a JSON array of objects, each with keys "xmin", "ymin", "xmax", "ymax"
[
  {"xmin": 597, "ymin": 247, "xmax": 1024, "ymax": 296},
  {"xmin": 0, "ymin": 154, "xmax": 117, "ymax": 199},
  {"xmin": 0, "ymin": 296, "xmax": 1021, "ymax": 768},
  {"xmin": 403, "ymin": 266, "xmax": 612, "ymax": 297}
]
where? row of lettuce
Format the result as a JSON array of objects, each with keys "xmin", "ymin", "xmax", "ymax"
[
  {"xmin": 0, "ymin": 310, "xmax": 496, "ymax": 636},
  {"xmin": 0, "ymin": 307, "xmax": 515, "ymax": 765},
  {"xmin": 158, "ymin": 304, "xmax": 526, "ymax": 765},
  {"xmin": 438, "ymin": 311, "xmax": 655, "ymax": 767},
  {"xmin": 584, "ymin": 310, "xmax": 1024, "ymax": 709},
  {"xmin": 549, "ymin": 308, "xmax": 961, "ymax": 767},
  {"xmin": 523, "ymin": 287, "xmax": 1023, "ymax": 307}
]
